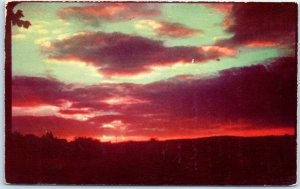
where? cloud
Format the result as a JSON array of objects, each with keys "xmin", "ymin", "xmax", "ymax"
[
  {"xmin": 101, "ymin": 96, "xmax": 148, "ymax": 105},
  {"xmin": 102, "ymin": 120, "xmax": 127, "ymax": 130},
  {"xmin": 41, "ymin": 32, "xmax": 230, "ymax": 76},
  {"xmin": 199, "ymin": 46, "xmax": 236, "ymax": 56},
  {"xmin": 12, "ymin": 57, "xmax": 296, "ymax": 139},
  {"xmin": 218, "ymin": 3, "xmax": 297, "ymax": 48},
  {"xmin": 136, "ymin": 20, "xmax": 202, "ymax": 38},
  {"xmin": 244, "ymin": 41, "xmax": 279, "ymax": 48},
  {"xmin": 12, "ymin": 33, "xmax": 26, "ymax": 40},
  {"xmin": 157, "ymin": 22, "xmax": 202, "ymax": 38},
  {"xmin": 12, "ymin": 76, "xmax": 126, "ymax": 120},
  {"xmin": 203, "ymin": 3, "xmax": 233, "ymax": 14},
  {"xmin": 13, "ymin": 105, "xmax": 60, "ymax": 117},
  {"xmin": 12, "ymin": 76, "xmax": 66, "ymax": 107},
  {"xmin": 13, "ymin": 56, "xmax": 296, "ymax": 126},
  {"xmin": 138, "ymin": 56, "xmax": 297, "ymax": 126},
  {"xmin": 12, "ymin": 116, "xmax": 103, "ymax": 139},
  {"xmin": 12, "ymin": 76, "xmax": 137, "ymax": 107},
  {"xmin": 57, "ymin": 3, "xmax": 160, "ymax": 26}
]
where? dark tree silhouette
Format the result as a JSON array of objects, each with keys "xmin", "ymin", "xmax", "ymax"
[
  {"xmin": 5, "ymin": 132, "xmax": 296, "ymax": 185},
  {"xmin": 5, "ymin": 2, "xmax": 31, "ymax": 180},
  {"xmin": 11, "ymin": 9, "xmax": 31, "ymax": 29},
  {"xmin": 5, "ymin": 2, "xmax": 31, "ymax": 137},
  {"xmin": 42, "ymin": 132, "xmax": 54, "ymax": 139}
]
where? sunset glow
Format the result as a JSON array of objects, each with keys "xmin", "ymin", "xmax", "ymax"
[{"xmin": 11, "ymin": 2, "xmax": 297, "ymax": 142}]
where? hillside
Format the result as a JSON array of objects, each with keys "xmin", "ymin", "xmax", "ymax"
[{"xmin": 6, "ymin": 133, "xmax": 296, "ymax": 185}]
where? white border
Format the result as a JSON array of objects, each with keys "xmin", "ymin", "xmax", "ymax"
[{"xmin": 1, "ymin": 0, "xmax": 299, "ymax": 188}]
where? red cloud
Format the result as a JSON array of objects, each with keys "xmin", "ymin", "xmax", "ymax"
[
  {"xmin": 12, "ymin": 57, "xmax": 296, "ymax": 140},
  {"xmin": 12, "ymin": 116, "xmax": 103, "ymax": 140},
  {"xmin": 57, "ymin": 3, "xmax": 160, "ymax": 26},
  {"xmin": 12, "ymin": 76, "xmax": 66, "ymax": 107},
  {"xmin": 204, "ymin": 3, "xmax": 233, "ymax": 14},
  {"xmin": 59, "ymin": 109, "xmax": 89, "ymax": 115},
  {"xmin": 13, "ymin": 56, "xmax": 297, "ymax": 125},
  {"xmin": 245, "ymin": 41, "xmax": 279, "ymax": 48},
  {"xmin": 157, "ymin": 22, "xmax": 202, "ymax": 38},
  {"xmin": 42, "ymin": 32, "xmax": 229, "ymax": 76},
  {"xmin": 136, "ymin": 20, "xmax": 202, "ymax": 38}
]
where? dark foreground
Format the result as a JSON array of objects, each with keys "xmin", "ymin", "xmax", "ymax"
[{"xmin": 6, "ymin": 133, "xmax": 296, "ymax": 185}]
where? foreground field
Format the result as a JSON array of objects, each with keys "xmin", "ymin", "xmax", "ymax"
[{"xmin": 6, "ymin": 133, "xmax": 296, "ymax": 185}]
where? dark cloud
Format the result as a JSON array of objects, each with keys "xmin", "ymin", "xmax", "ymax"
[
  {"xmin": 42, "ymin": 32, "xmax": 225, "ymax": 76},
  {"xmin": 138, "ymin": 56, "xmax": 297, "ymax": 126},
  {"xmin": 12, "ymin": 57, "xmax": 296, "ymax": 138},
  {"xmin": 220, "ymin": 3, "xmax": 297, "ymax": 48},
  {"xmin": 57, "ymin": 3, "xmax": 160, "ymax": 26},
  {"xmin": 12, "ymin": 76, "xmax": 67, "ymax": 106},
  {"xmin": 12, "ymin": 76, "xmax": 134, "ymax": 111},
  {"xmin": 13, "ymin": 56, "xmax": 297, "ymax": 126}
]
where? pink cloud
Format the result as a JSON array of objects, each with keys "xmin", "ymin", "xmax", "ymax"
[
  {"xmin": 58, "ymin": 3, "xmax": 160, "ymax": 26},
  {"xmin": 157, "ymin": 22, "xmax": 202, "ymax": 38}
]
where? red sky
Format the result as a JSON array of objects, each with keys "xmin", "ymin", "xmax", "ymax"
[{"xmin": 11, "ymin": 2, "xmax": 297, "ymax": 142}]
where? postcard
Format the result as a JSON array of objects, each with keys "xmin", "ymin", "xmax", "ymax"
[{"xmin": 5, "ymin": 1, "xmax": 297, "ymax": 185}]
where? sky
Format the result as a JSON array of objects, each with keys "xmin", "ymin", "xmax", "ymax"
[{"xmin": 11, "ymin": 2, "xmax": 297, "ymax": 142}]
